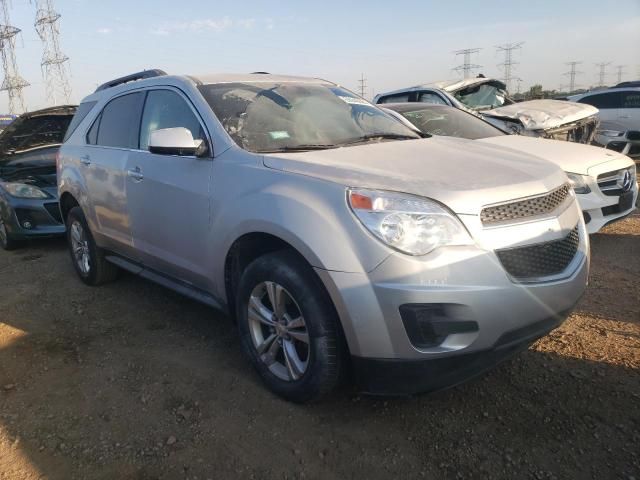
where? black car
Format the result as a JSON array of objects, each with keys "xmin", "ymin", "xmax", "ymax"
[{"xmin": 0, "ymin": 105, "xmax": 77, "ymax": 249}]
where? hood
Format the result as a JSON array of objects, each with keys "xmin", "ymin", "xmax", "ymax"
[
  {"xmin": 263, "ymin": 137, "xmax": 567, "ymax": 215},
  {"xmin": 480, "ymin": 100, "xmax": 598, "ymax": 131},
  {"xmin": 0, "ymin": 166, "xmax": 57, "ymax": 196},
  {"xmin": 476, "ymin": 135, "xmax": 633, "ymax": 175}
]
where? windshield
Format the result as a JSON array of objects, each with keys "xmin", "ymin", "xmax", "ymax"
[
  {"xmin": 453, "ymin": 83, "xmax": 514, "ymax": 110},
  {"xmin": 198, "ymin": 82, "xmax": 420, "ymax": 153},
  {"xmin": 397, "ymin": 106, "xmax": 505, "ymax": 140}
]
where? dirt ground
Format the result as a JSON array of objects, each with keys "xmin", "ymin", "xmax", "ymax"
[{"xmin": 0, "ymin": 210, "xmax": 638, "ymax": 480}]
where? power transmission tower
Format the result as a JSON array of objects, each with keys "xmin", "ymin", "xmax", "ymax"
[
  {"xmin": 34, "ymin": 0, "xmax": 71, "ymax": 105},
  {"xmin": 357, "ymin": 73, "xmax": 367, "ymax": 98},
  {"xmin": 453, "ymin": 48, "xmax": 482, "ymax": 79},
  {"xmin": 563, "ymin": 61, "xmax": 582, "ymax": 93},
  {"xmin": 595, "ymin": 62, "xmax": 610, "ymax": 88},
  {"xmin": 0, "ymin": 0, "xmax": 29, "ymax": 113},
  {"xmin": 516, "ymin": 78, "xmax": 523, "ymax": 94},
  {"xmin": 496, "ymin": 42, "xmax": 523, "ymax": 92},
  {"xmin": 615, "ymin": 65, "xmax": 626, "ymax": 84}
]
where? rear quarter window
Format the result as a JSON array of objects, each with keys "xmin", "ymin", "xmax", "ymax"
[{"xmin": 63, "ymin": 101, "xmax": 96, "ymax": 142}]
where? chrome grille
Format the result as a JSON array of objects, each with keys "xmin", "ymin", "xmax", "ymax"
[
  {"xmin": 496, "ymin": 226, "xmax": 580, "ymax": 282},
  {"xmin": 597, "ymin": 167, "xmax": 635, "ymax": 197},
  {"xmin": 480, "ymin": 184, "xmax": 570, "ymax": 225}
]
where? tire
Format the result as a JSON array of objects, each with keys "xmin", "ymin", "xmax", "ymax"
[
  {"xmin": 0, "ymin": 217, "xmax": 24, "ymax": 251},
  {"xmin": 66, "ymin": 206, "xmax": 118, "ymax": 286},
  {"xmin": 236, "ymin": 250, "xmax": 345, "ymax": 403}
]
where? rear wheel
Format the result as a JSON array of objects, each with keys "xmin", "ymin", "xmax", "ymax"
[
  {"xmin": 0, "ymin": 217, "xmax": 24, "ymax": 251},
  {"xmin": 236, "ymin": 250, "xmax": 345, "ymax": 403},
  {"xmin": 66, "ymin": 207, "xmax": 118, "ymax": 285}
]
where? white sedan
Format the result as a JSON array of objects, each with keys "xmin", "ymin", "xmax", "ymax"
[{"xmin": 383, "ymin": 103, "xmax": 638, "ymax": 234}]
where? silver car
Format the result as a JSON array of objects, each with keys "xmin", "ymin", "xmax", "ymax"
[{"xmin": 58, "ymin": 70, "xmax": 589, "ymax": 402}]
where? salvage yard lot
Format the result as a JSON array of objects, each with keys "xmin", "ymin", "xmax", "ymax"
[{"xmin": 0, "ymin": 211, "xmax": 639, "ymax": 479}]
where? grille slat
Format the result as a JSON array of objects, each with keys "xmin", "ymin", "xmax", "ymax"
[
  {"xmin": 480, "ymin": 184, "xmax": 570, "ymax": 225},
  {"xmin": 597, "ymin": 167, "xmax": 635, "ymax": 197},
  {"xmin": 496, "ymin": 226, "xmax": 580, "ymax": 281}
]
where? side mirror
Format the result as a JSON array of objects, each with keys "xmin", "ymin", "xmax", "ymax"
[{"xmin": 148, "ymin": 127, "xmax": 209, "ymax": 157}]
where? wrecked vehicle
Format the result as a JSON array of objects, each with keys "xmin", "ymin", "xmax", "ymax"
[
  {"xmin": 58, "ymin": 70, "xmax": 588, "ymax": 402},
  {"xmin": 374, "ymin": 77, "xmax": 600, "ymax": 143},
  {"xmin": 0, "ymin": 105, "xmax": 77, "ymax": 249}
]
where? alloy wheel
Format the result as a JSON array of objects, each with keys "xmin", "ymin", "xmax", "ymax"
[
  {"xmin": 70, "ymin": 220, "xmax": 91, "ymax": 275},
  {"xmin": 248, "ymin": 281, "xmax": 310, "ymax": 382}
]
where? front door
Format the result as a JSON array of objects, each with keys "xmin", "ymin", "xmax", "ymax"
[{"xmin": 125, "ymin": 88, "xmax": 213, "ymax": 290}]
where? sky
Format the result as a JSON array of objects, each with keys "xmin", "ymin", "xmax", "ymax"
[{"xmin": 2, "ymin": 0, "xmax": 639, "ymax": 112}]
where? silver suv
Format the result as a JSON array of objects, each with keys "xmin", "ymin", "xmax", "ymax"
[{"xmin": 58, "ymin": 70, "xmax": 589, "ymax": 402}]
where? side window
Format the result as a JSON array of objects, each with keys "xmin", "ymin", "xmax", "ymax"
[
  {"xmin": 621, "ymin": 91, "xmax": 640, "ymax": 108},
  {"xmin": 86, "ymin": 114, "xmax": 100, "ymax": 145},
  {"xmin": 64, "ymin": 102, "xmax": 96, "ymax": 142},
  {"xmin": 418, "ymin": 92, "xmax": 447, "ymax": 105},
  {"xmin": 378, "ymin": 93, "xmax": 410, "ymax": 104},
  {"xmin": 577, "ymin": 92, "xmax": 621, "ymax": 109},
  {"xmin": 139, "ymin": 90, "xmax": 205, "ymax": 151},
  {"xmin": 96, "ymin": 92, "xmax": 145, "ymax": 148}
]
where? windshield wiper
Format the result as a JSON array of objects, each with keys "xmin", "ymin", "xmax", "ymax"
[
  {"xmin": 259, "ymin": 144, "xmax": 339, "ymax": 153},
  {"xmin": 340, "ymin": 133, "xmax": 418, "ymax": 146}
]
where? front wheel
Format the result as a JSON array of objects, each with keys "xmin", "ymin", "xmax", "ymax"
[
  {"xmin": 236, "ymin": 250, "xmax": 345, "ymax": 403},
  {"xmin": 66, "ymin": 206, "xmax": 118, "ymax": 286}
]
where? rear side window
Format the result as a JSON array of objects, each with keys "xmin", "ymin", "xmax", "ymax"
[
  {"xmin": 577, "ymin": 92, "xmax": 622, "ymax": 109},
  {"xmin": 418, "ymin": 92, "xmax": 447, "ymax": 105},
  {"xmin": 377, "ymin": 93, "xmax": 410, "ymax": 104},
  {"xmin": 621, "ymin": 91, "xmax": 640, "ymax": 108},
  {"xmin": 63, "ymin": 101, "xmax": 96, "ymax": 142},
  {"xmin": 94, "ymin": 92, "xmax": 145, "ymax": 148}
]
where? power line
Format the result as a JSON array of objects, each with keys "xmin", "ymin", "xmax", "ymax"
[
  {"xmin": 563, "ymin": 61, "xmax": 582, "ymax": 93},
  {"xmin": 34, "ymin": 0, "xmax": 71, "ymax": 105},
  {"xmin": 453, "ymin": 48, "xmax": 482, "ymax": 79},
  {"xmin": 595, "ymin": 62, "xmax": 611, "ymax": 87},
  {"xmin": 496, "ymin": 42, "xmax": 523, "ymax": 92},
  {"xmin": 0, "ymin": 0, "xmax": 29, "ymax": 113},
  {"xmin": 357, "ymin": 73, "xmax": 367, "ymax": 98}
]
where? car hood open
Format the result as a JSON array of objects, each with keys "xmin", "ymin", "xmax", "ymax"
[
  {"xmin": 480, "ymin": 100, "xmax": 599, "ymax": 131},
  {"xmin": 263, "ymin": 136, "xmax": 567, "ymax": 215}
]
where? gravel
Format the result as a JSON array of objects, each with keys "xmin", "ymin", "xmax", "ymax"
[{"xmin": 0, "ymin": 209, "xmax": 638, "ymax": 480}]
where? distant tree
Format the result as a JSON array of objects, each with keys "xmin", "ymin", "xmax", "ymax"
[{"xmin": 528, "ymin": 84, "xmax": 543, "ymax": 99}]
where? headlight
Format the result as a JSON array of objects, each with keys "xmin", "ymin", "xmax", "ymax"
[
  {"xmin": 566, "ymin": 173, "xmax": 591, "ymax": 194},
  {"xmin": 0, "ymin": 182, "xmax": 49, "ymax": 199},
  {"xmin": 348, "ymin": 188, "xmax": 473, "ymax": 255},
  {"xmin": 598, "ymin": 130, "xmax": 624, "ymax": 137}
]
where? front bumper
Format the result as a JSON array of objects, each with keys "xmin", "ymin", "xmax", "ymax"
[
  {"xmin": 0, "ymin": 196, "xmax": 66, "ymax": 240},
  {"xmin": 315, "ymin": 202, "xmax": 589, "ymax": 395}
]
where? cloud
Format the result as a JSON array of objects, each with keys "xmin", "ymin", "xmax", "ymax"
[
  {"xmin": 149, "ymin": 16, "xmax": 275, "ymax": 35},
  {"xmin": 96, "ymin": 27, "xmax": 112, "ymax": 34}
]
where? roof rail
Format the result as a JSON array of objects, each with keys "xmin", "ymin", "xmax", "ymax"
[
  {"xmin": 251, "ymin": 71, "xmax": 270, "ymax": 74},
  {"xmin": 95, "ymin": 69, "xmax": 168, "ymax": 92}
]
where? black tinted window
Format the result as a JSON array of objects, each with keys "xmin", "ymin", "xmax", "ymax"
[
  {"xmin": 140, "ymin": 90, "xmax": 205, "ymax": 151},
  {"xmin": 97, "ymin": 92, "xmax": 145, "ymax": 148},
  {"xmin": 63, "ymin": 102, "xmax": 96, "ymax": 142},
  {"xmin": 86, "ymin": 114, "xmax": 100, "ymax": 145},
  {"xmin": 577, "ymin": 92, "xmax": 622, "ymax": 109},
  {"xmin": 621, "ymin": 91, "xmax": 640, "ymax": 108},
  {"xmin": 378, "ymin": 93, "xmax": 410, "ymax": 104}
]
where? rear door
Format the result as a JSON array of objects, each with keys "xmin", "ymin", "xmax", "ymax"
[
  {"xmin": 125, "ymin": 88, "xmax": 213, "ymax": 289},
  {"xmin": 82, "ymin": 92, "xmax": 145, "ymax": 258}
]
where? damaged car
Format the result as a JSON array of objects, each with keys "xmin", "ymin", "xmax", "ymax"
[
  {"xmin": 382, "ymin": 103, "xmax": 638, "ymax": 234},
  {"xmin": 374, "ymin": 77, "xmax": 600, "ymax": 144},
  {"xmin": 0, "ymin": 105, "xmax": 77, "ymax": 249}
]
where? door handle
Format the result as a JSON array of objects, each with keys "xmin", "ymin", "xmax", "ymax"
[
  {"xmin": 127, "ymin": 167, "xmax": 144, "ymax": 181},
  {"xmin": 80, "ymin": 155, "xmax": 91, "ymax": 166}
]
